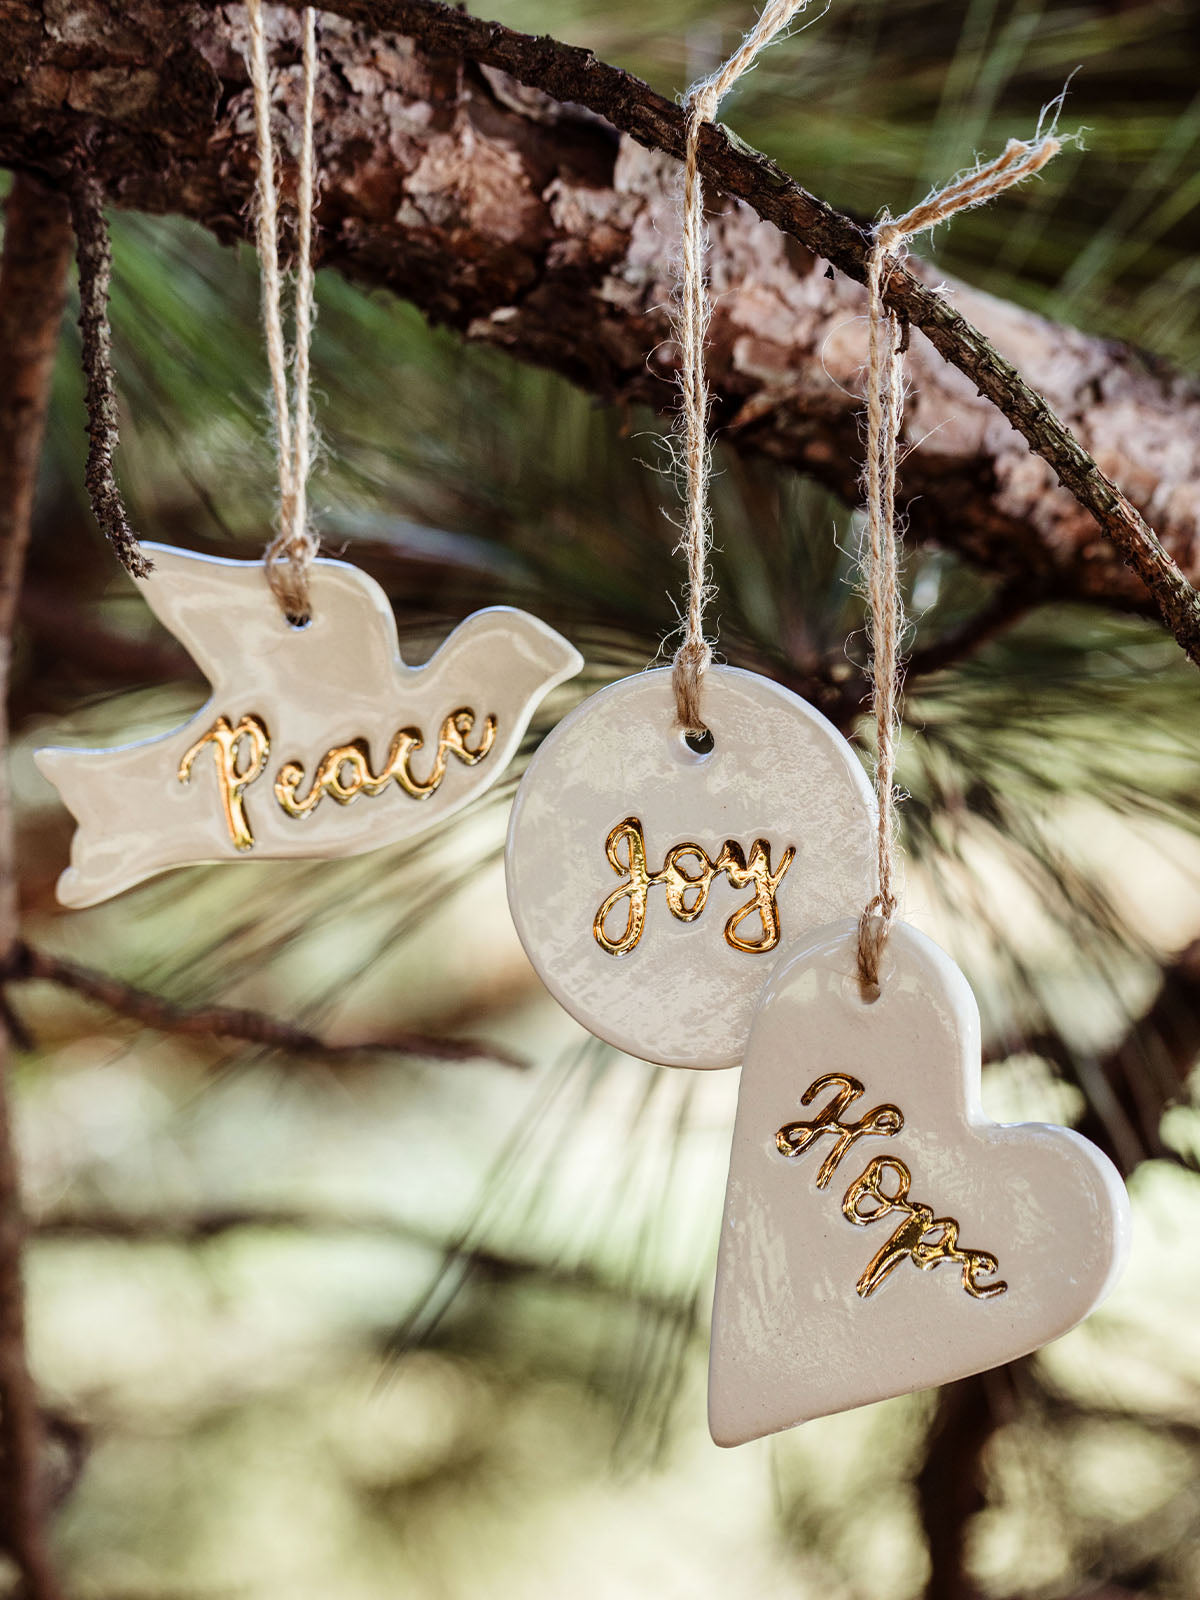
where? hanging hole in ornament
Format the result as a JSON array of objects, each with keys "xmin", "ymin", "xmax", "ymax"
[
  {"xmin": 285, "ymin": 611, "xmax": 312, "ymax": 631},
  {"xmin": 684, "ymin": 727, "xmax": 715, "ymax": 757},
  {"xmin": 858, "ymin": 976, "xmax": 882, "ymax": 1005}
]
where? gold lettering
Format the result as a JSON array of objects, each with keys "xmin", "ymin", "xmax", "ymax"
[
  {"xmin": 592, "ymin": 817, "xmax": 794, "ymax": 957},
  {"xmin": 275, "ymin": 708, "xmax": 497, "ymax": 820},
  {"xmin": 593, "ymin": 819, "xmax": 652, "ymax": 955},
  {"xmin": 178, "ymin": 714, "xmax": 270, "ymax": 850},
  {"xmin": 180, "ymin": 708, "xmax": 497, "ymax": 842},
  {"xmin": 841, "ymin": 1153, "xmax": 1007, "ymax": 1300},
  {"xmin": 842, "ymin": 1153, "xmax": 913, "ymax": 1224},
  {"xmin": 776, "ymin": 1072, "xmax": 903, "ymax": 1188},
  {"xmin": 717, "ymin": 838, "xmax": 796, "ymax": 952},
  {"xmin": 777, "ymin": 1081, "xmax": 1007, "ymax": 1303},
  {"xmin": 960, "ymin": 1250, "xmax": 1006, "ymax": 1300}
]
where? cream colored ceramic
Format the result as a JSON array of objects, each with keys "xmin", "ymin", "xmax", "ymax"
[
  {"xmin": 708, "ymin": 919, "xmax": 1131, "ymax": 1446},
  {"xmin": 36, "ymin": 543, "xmax": 581, "ymax": 907},
  {"xmin": 504, "ymin": 666, "xmax": 875, "ymax": 1068}
]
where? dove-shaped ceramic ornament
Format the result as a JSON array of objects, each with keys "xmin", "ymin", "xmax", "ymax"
[
  {"xmin": 708, "ymin": 918, "xmax": 1131, "ymax": 1446},
  {"xmin": 36, "ymin": 544, "xmax": 582, "ymax": 907},
  {"xmin": 504, "ymin": 666, "xmax": 876, "ymax": 1068}
]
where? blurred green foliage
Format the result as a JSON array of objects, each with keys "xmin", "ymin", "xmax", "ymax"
[{"xmin": 9, "ymin": 1, "xmax": 1200, "ymax": 1596}]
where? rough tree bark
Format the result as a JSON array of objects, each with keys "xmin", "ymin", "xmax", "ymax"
[
  {"xmin": 0, "ymin": 172, "xmax": 73, "ymax": 1600},
  {"xmin": 1, "ymin": 4, "xmax": 1199, "ymax": 636},
  {"xmin": 309, "ymin": 0, "xmax": 1200, "ymax": 662}
]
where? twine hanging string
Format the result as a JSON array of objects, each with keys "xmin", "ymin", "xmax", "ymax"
[
  {"xmin": 245, "ymin": 0, "xmax": 319, "ymax": 624},
  {"xmin": 672, "ymin": 0, "xmax": 822, "ymax": 733},
  {"xmin": 857, "ymin": 134, "xmax": 1061, "ymax": 994}
]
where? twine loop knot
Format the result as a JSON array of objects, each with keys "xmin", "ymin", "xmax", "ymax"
[
  {"xmin": 855, "ymin": 892, "xmax": 897, "ymax": 996},
  {"xmin": 686, "ymin": 82, "xmax": 722, "ymax": 128},
  {"xmin": 672, "ymin": 637, "xmax": 714, "ymax": 735}
]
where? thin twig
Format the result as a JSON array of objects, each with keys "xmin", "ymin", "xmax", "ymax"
[
  {"xmin": 8, "ymin": 944, "xmax": 525, "ymax": 1070},
  {"xmin": 66, "ymin": 168, "xmax": 150, "ymax": 580},
  {"xmin": 0, "ymin": 171, "xmax": 74, "ymax": 1600},
  {"xmin": 272, "ymin": 0, "xmax": 1200, "ymax": 670},
  {"xmin": 30, "ymin": 1205, "xmax": 698, "ymax": 1323},
  {"xmin": 33, "ymin": 1203, "xmax": 422, "ymax": 1243}
]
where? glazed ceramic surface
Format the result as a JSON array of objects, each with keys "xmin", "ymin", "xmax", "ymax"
[
  {"xmin": 708, "ymin": 919, "xmax": 1131, "ymax": 1446},
  {"xmin": 504, "ymin": 666, "xmax": 875, "ymax": 1068},
  {"xmin": 36, "ymin": 543, "xmax": 581, "ymax": 907}
]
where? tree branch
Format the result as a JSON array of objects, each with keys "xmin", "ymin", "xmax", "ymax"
[
  {"xmin": 2, "ymin": 7, "xmax": 1200, "ymax": 646},
  {"xmin": 915, "ymin": 1369, "xmax": 1015, "ymax": 1600},
  {"xmin": 283, "ymin": 0, "xmax": 1200, "ymax": 669},
  {"xmin": 1012, "ymin": 937, "xmax": 1200, "ymax": 1177},
  {"xmin": 0, "ymin": 172, "xmax": 73, "ymax": 1600},
  {"xmin": 7, "ymin": 943, "xmax": 524, "ymax": 1070},
  {"xmin": 66, "ymin": 169, "xmax": 150, "ymax": 579}
]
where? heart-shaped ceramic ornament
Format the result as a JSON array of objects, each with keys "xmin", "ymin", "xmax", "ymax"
[
  {"xmin": 36, "ymin": 544, "xmax": 582, "ymax": 907},
  {"xmin": 504, "ymin": 666, "xmax": 876, "ymax": 1069},
  {"xmin": 709, "ymin": 919, "xmax": 1131, "ymax": 1445}
]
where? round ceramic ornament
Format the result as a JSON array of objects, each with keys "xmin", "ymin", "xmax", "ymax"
[
  {"xmin": 504, "ymin": 665, "xmax": 876, "ymax": 1068},
  {"xmin": 708, "ymin": 918, "xmax": 1131, "ymax": 1445}
]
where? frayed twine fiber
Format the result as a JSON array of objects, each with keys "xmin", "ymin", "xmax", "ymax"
[
  {"xmin": 857, "ymin": 133, "xmax": 1060, "ymax": 994},
  {"xmin": 245, "ymin": 0, "xmax": 319, "ymax": 624},
  {"xmin": 671, "ymin": 0, "xmax": 821, "ymax": 732}
]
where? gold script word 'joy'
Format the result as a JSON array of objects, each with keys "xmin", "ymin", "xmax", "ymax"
[
  {"xmin": 593, "ymin": 817, "xmax": 795, "ymax": 957},
  {"xmin": 178, "ymin": 708, "xmax": 497, "ymax": 849},
  {"xmin": 776, "ymin": 1073, "xmax": 1006, "ymax": 1302}
]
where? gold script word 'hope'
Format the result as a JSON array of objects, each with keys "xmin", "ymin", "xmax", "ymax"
[
  {"xmin": 593, "ymin": 817, "xmax": 794, "ymax": 957},
  {"xmin": 776, "ymin": 1072, "xmax": 1006, "ymax": 1302},
  {"xmin": 178, "ymin": 709, "xmax": 497, "ymax": 849}
]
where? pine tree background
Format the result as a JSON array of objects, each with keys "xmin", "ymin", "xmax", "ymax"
[{"xmin": 9, "ymin": 0, "xmax": 1200, "ymax": 1594}]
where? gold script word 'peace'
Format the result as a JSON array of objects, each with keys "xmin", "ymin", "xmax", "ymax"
[
  {"xmin": 178, "ymin": 708, "xmax": 497, "ymax": 849},
  {"xmin": 777, "ymin": 1072, "xmax": 1006, "ymax": 1302},
  {"xmin": 592, "ymin": 817, "xmax": 795, "ymax": 957}
]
